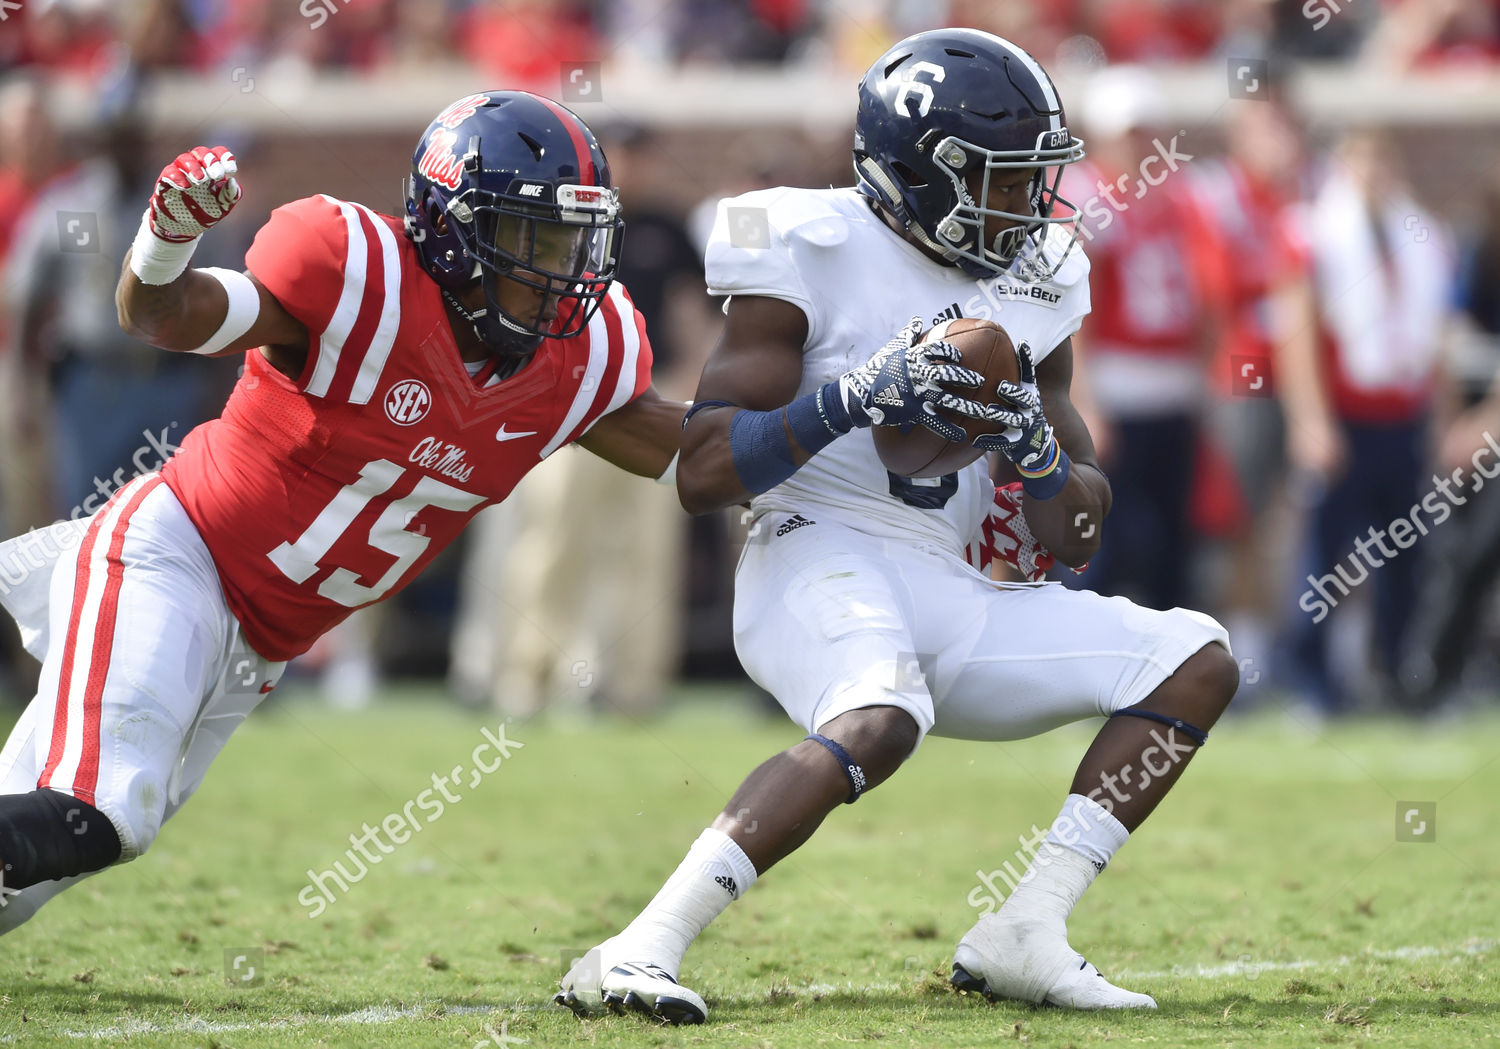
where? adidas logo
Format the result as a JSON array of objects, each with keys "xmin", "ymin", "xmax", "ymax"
[
  {"xmin": 874, "ymin": 387, "xmax": 904, "ymax": 407},
  {"xmin": 775, "ymin": 514, "xmax": 815, "ymax": 537},
  {"xmin": 714, "ymin": 874, "xmax": 739, "ymax": 898},
  {"xmin": 931, "ymin": 301, "xmax": 963, "ymax": 326},
  {"xmin": 847, "ymin": 764, "xmax": 867, "ymax": 794}
]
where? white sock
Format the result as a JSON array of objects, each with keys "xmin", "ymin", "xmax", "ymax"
[
  {"xmin": 1001, "ymin": 795, "xmax": 1128, "ymax": 927},
  {"xmin": 1045, "ymin": 793, "xmax": 1130, "ymax": 873},
  {"xmin": 614, "ymin": 828, "xmax": 757, "ymax": 975}
]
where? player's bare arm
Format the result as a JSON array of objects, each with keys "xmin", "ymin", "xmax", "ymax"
[
  {"xmin": 575, "ymin": 385, "xmax": 685, "ymax": 479},
  {"xmin": 559, "ymin": 30, "xmax": 1239, "ymax": 1027},
  {"xmin": 1022, "ymin": 337, "xmax": 1112, "ymax": 567},
  {"xmin": 118, "ymin": 267, "xmax": 308, "ymax": 370},
  {"xmin": 114, "ymin": 146, "xmax": 310, "ymax": 379},
  {"xmin": 676, "ymin": 295, "xmax": 809, "ymax": 513},
  {"xmin": 678, "ymin": 296, "xmax": 986, "ymax": 514}
]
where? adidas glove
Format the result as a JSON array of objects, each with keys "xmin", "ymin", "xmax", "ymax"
[{"xmin": 836, "ymin": 316, "xmax": 988, "ymax": 443}]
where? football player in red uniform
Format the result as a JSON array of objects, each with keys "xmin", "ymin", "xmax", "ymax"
[{"xmin": 0, "ymin": 91, "xmax": 682, "ymax": 932}]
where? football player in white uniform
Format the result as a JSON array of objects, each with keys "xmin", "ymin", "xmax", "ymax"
[{"xmin": 557, "ymin": 29, "xmax": 1237, "ymax": 1024}]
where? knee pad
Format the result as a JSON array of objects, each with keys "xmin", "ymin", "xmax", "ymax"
[{"xmin": 0, "ymin": 789, "xmax": 121, "ymax": 891}]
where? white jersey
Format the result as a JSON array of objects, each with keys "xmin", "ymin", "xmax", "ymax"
[{"xmin": 705, "ymin": 186, "xmax": 1091, "ymax": 553}]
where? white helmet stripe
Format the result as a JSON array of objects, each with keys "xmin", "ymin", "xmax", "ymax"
[{"xmin": 989, "ymin": 36, "xmax": 1062, "ymax": 133}]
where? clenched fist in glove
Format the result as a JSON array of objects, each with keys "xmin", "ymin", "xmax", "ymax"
[
  {"xmin": 130, "ymin": 147, "xmax": 242, "ymax": 285},
  {"xmin": 968, "ymin": 340, "xmax": 1072, "ymax": 500},
  {"xmin": 826, "ymin": 316, "xmax": 989, "ymax": 443}
]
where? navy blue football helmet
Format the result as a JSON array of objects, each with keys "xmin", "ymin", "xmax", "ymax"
[
  {"xmin": 853, "ymin": 29, "xmax": 1085, "ymax": 282},
  {"xmin": 405, "ymin": 90, "xmax": 623, "ymax": 354}
]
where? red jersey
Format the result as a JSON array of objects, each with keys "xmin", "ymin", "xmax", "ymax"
[
  {"xmin": 1187, "ymin": 160, "xmax": 1307, "ymax": 396},
  {"xmin": 162, "ymin": 195, "xmax": 652, "ymax": 661},
  {"xmin": 1066, "ymin": 160, "xmax": 1222, "ymax": 360}
]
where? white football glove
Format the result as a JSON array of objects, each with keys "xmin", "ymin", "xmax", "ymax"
[{"xmin": 147, "ymin": 146, "xmax": 242, "ymax": 243}]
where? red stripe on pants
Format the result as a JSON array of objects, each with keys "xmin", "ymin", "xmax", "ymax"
[{"xmin": 39, "ymin": 476, "xmax": 164, "ymax": 805}]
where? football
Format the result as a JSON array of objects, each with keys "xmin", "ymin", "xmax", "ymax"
[{"xmin": 872, "ymin": 318, "xmax": 1021, "ymax": 478}]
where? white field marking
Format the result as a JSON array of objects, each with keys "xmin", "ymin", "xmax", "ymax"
[
  {"xmin": 0, "ymin": 1003, "xmax": 506, "ymax": 1043},
  {"xmin": 9, "ymin": 940, "xmax": 1492, "ymax": 1042},
  {"xmin": 1115, "ymin": 938, "xmax": 1495, "ymax": 981}
]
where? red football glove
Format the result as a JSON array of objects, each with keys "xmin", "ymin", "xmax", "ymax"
[
  {"xmin": 147, "ymin": 147, "xmax": 242, "ymax": 243},
  {"xmin": 966, "ymin": 482, "xmax": 1057, "ymax": 582}
]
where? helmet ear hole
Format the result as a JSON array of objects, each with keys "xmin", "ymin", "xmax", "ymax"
[
  {"xmin": 891, "ymin": 161, "xmax": 928, "ymax": 188},
  {"xmin": 422, "ymin": 188, "xmax": 446, "ymax": 227}
]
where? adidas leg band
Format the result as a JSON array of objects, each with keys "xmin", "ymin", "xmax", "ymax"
[
  {"xmin": 806, "ymin": 733, "xmax": 868, "ymax": 804},
  {"xmin": 1108, "ymin": 706, "xmax": 1209, "ymax": 747}
]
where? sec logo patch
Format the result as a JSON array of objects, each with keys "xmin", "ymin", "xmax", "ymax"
[{"xmin": 385, "ymin": 380, "xmax": 431, "ymax": 426}]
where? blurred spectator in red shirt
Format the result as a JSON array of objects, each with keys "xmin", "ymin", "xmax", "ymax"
[
  {"xmin": 1366, "ymin": 0, "xmax": 1500, "ymax": 70},
  {"xmin": 1063, "ymin": 68, "xmax": 1225, "ymax": 611},
  {"xmin": 1188, "ymin": 99, "xmax": 1319, "ymax": 691},
  {"xmin": 0, "ymin": 79, "xmax": 61, "ymax": 262},
  {"xmin": 459, "ymin": 0, "xmax": 600, "ymax": 86},
  {"xmin": 0, "ymin": 78, "xmax": 64, "ymax": 538},
  {"xmin": 10, "ymin": 0, "xmax": 116, "ymax": 76},
  {"xmin": 1080, "ymin": 0, "xmax": 1223, "ymax": 62}
]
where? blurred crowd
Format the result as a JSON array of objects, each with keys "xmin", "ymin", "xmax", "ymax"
[
  {"xmin": 3, "ymin": 2, "xmax": 1500, "ymax": 723},
  {"xmin": 1053, "ymin": 71, "xmax": 1498, "ymax": 723},
  {"xmin": 4, "ymin": 0, "xmax": 1500, "ymax": 82}
]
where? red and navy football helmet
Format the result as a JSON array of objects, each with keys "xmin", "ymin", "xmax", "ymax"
[
  {"xmin": 405, "ymin": 90, "xmax": 623, "ymax": 354},
  {"xmin": 853, "ymin": 29, "xmax": 1085, "ymax": 282}
]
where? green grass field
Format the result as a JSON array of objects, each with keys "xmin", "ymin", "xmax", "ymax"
[{"xmin": 1, "ymin": 684, "xmax": 1496, "ymax": 1048}]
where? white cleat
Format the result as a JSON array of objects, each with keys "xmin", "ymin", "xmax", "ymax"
[
  {"xmin": 951, "ymin": 914, "xmax": 1157, "ymax": 1010},
  {"xmin": 554, "ymin": 941, "xmax": 707, "ymax": 1025}
]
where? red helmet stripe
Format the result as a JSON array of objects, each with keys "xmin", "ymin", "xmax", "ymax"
[{"xmin": 535, "ymin": 95, "xmax": 596, "ymax": 187}]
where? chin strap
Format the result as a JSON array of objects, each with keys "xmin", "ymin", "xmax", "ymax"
[{"xmin": 441, "ymin": 287, "xmax": 540, "ymax": 358}]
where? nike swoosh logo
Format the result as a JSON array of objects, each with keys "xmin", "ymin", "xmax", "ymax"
[{"xmin": 495, "ymin": 425, "xmax": 538, "ymax": 442}]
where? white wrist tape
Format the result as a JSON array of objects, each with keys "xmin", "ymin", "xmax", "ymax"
[
  {"xmin": 191, "ymin": 268, "xmax": 260, "ymax": 356},
  {"xmin": 655, "ymin": 450, "xmax": 679, "ymax": 486},
  {"xmin": 129, "ymin": 209, "xmax": 199, "ymax": 285}
]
